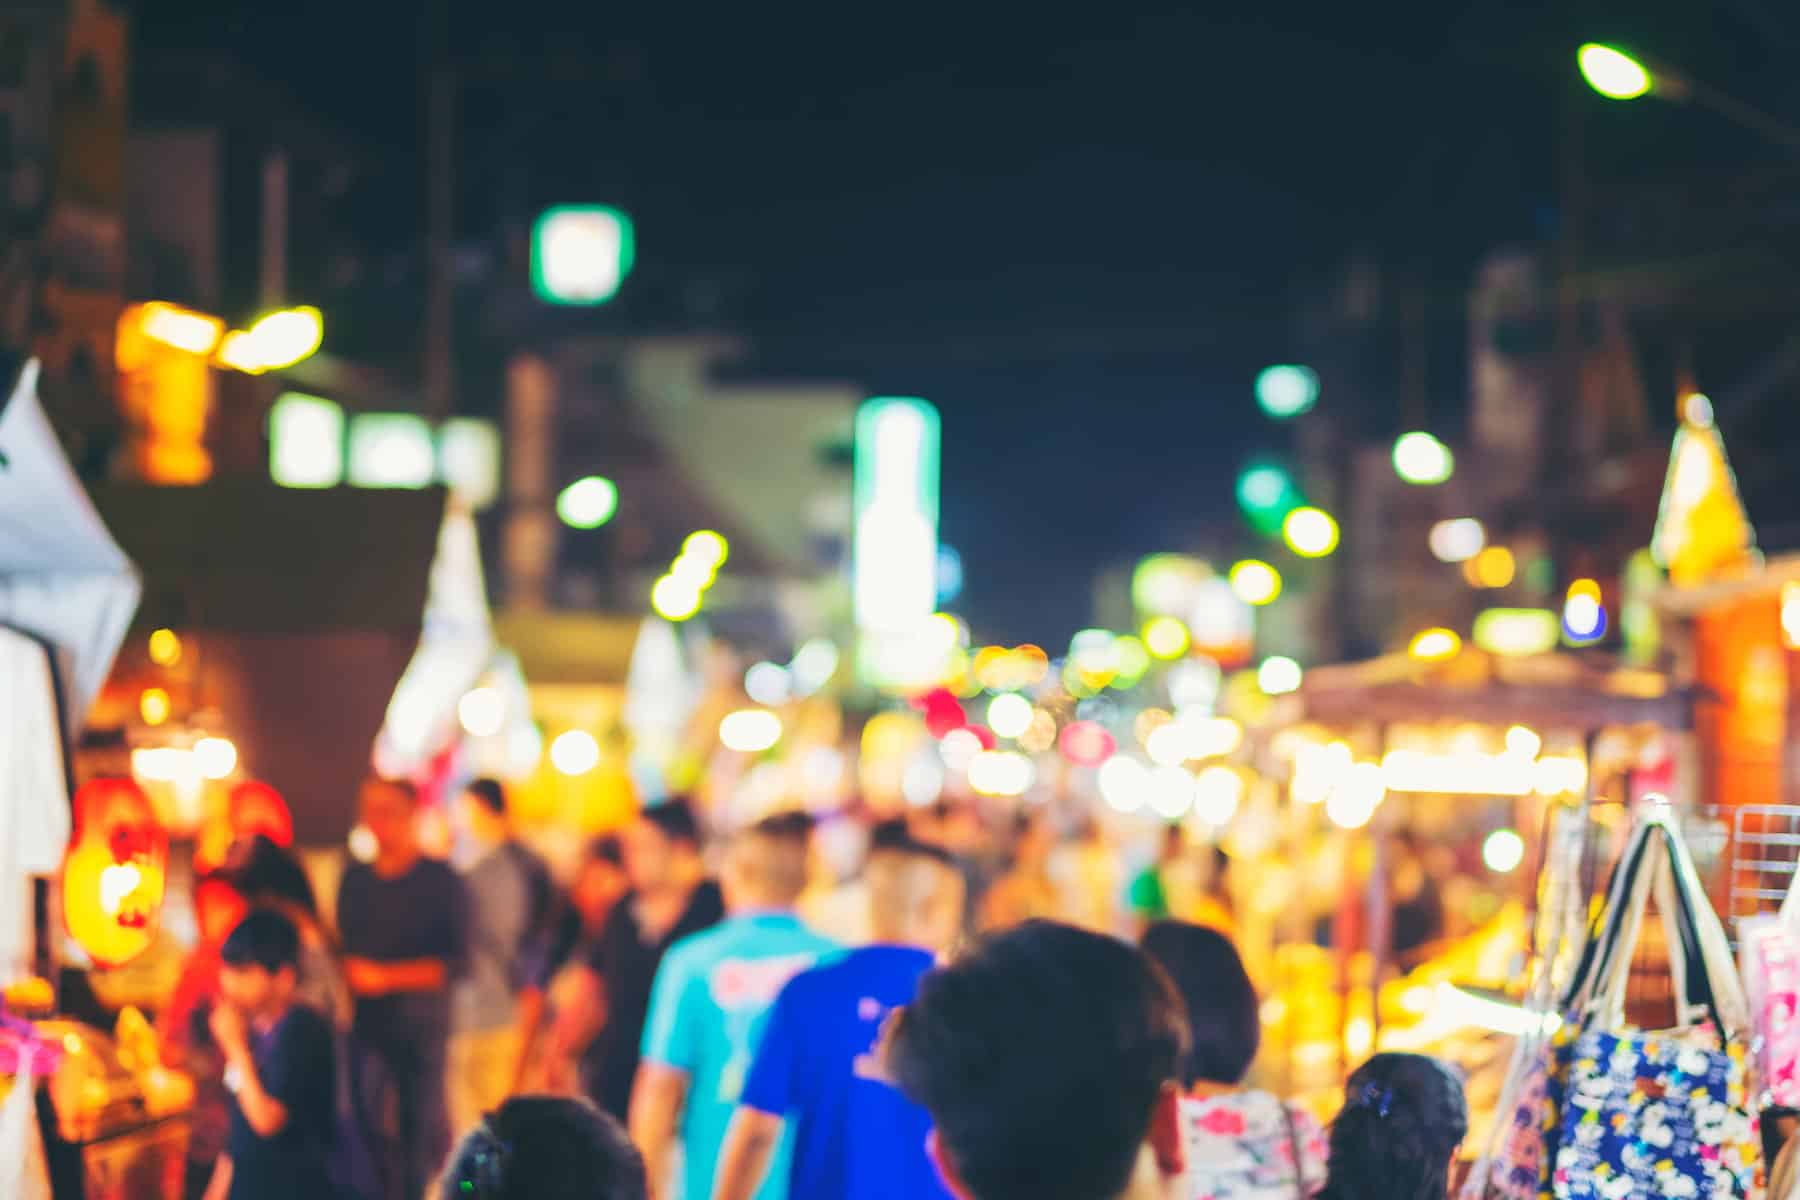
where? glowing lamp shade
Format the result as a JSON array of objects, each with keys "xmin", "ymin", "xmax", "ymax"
[
  {"xmin": 1282, "ymin": 507, "xmax": 1339, "ymax": 558},
  {"xmin": 1228, "ymin": 559, "xmax": 1282, "ymax": 606},
  {"xmin": 437, "ymin": 418, "xmax": 502, "ymax": 510},
  {"xmin": 1255, "ymin": 364, "xmax": 1319, "ymax": 419},
  {"xmin": 720, "ymin": 709, "xmax": 783, "ymax": 754},
  {"xmin": 269, "ymin": 393, "xmax": 345, "ymax": 488},
  {"xmin": 852, "ymin": 398, "xmax": 941, "ymax": 640},
  {"xmin": 1142, "ymin": 616, "xmax": 1190, "ymax": 660},
  {"xmin": 550, "ymin": 730, "xmax": 601, "ymax": 776},
  {"xmin": 532, "ymin": 205, "xmax": 636, "ymax": 305},
  {"xmin": 1578, "ymin": 43, "xmax": 1652, "ymax": 101},
  {"xmin": 986, "ymin": 693, "xmax": 1034, "ymax": 740},
  {"xmin": 1429, "ymin": 518, "xmax": 1485, "ymax": 563},
  {"xmin": 1483, "ymin": 829, "xmax": 1527, "ymax": 874},
  {"xmin": 1474, "ymin": 608, "xmax": 1560, "ymax": 657},
  {"xmin": 348, "ymin": 413, "xmax": 435, "ymax": 488},
  {"xmin": 1257, "ymin": 656, "xmax": 1303, "ymax": 695},
  {"xmin": 1408, "ymin": 628, "xmax": 1462, "ymax": 663},
  {"xmin": 557, "ymin": 476, "xmax": 619, "ymax": 529},
  {"xmin": 63, "ymin": 778, "xmax": 169, "ymax": 967},
  {"xmin": 1392, "ymin": 432, "xmax": 1455, "ymax": 485}
]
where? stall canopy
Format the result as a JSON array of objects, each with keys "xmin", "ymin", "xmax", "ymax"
[{"xmin": 0, "ymin": 357, "xmax": 141, "ymax": 737}]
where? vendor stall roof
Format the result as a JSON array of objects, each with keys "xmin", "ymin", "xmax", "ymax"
[
  {"xmin": 1296, "ymin": 650, "xmax": 1692, "ymax": 732},
  {"xmin": 88, "ymin": 482, "xmax": 444, "ymax": 632}
]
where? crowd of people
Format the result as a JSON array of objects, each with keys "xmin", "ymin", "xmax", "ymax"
[{"xmin": 159, "ymin": 774, "xmax": 1469, "ymax": 1200}]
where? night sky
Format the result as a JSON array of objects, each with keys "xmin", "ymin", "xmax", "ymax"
[{"xmin": 139, "ymin": 1, "xmax": 1800, "ymax": 644}]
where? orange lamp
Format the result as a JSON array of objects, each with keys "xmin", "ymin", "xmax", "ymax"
[{"xmin": 63, "ymin": 778, "xmax": 169, "ymax": 967}]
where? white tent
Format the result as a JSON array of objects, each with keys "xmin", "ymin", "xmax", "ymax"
[
  {"xmin": 0, "ymin": 357, "xmax": 142, "ymax": 736},
  {"xmin": 0, "ymin": 356, "xmax": 140, "ymax": 985}
]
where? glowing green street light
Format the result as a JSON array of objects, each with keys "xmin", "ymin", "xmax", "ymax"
[
  {"xmin": 1578, "ymin": 44, "xmax": 1652, "ymax": 101},
  {"xmin": 1235, "ymin": 459, "xmax": 1305, "ymax": 537},
  {"xmin": 1255, "ymin": 365, "xmax": 1318, "ymax": 419},
  {"xmin": 557, "ymin": 476, "xmax": 619, "ymax": 528}
]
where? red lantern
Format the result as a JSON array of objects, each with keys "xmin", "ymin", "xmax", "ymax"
[{"xmin": 63, "ymin": 778, "xmax": 169, "ymax": 967}]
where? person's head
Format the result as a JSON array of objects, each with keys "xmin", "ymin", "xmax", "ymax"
[
  {"xmin": 461, "ymin": 778, "xmax": 511, "ymax": 846},
  {"xmin": 1322, "ymin": 1054, "xmax": 1468, "ymax": 1200},
  {"xmin": 572, "ymin": 835, "xmax": 628, "ymax": 925},
  {"xmin": 439, "ymin": 1095, "xmax": 646, "ymax": 1200},
  {"xmin": 866, "ymin": 835, "xmax": 965, "ymax": 951},
  {"xmin": 218, "ymin": 909, "xmax": 301, "ymax": 1019},
  {"xmin": 1139, "ymin": 921, "xmax": 1259, "ymax": 1088},
  {"xmin": 722, "ymin": 813, "xmax": 813, "ymax": 912},
  {"xmin": 623, "ymin": 801, "xmax": 703, "ymax": 893},
  {"xmin": 360, "ymin": 776, "xmax": 420, "ymax": 858},
  {"xmin": 222, "ymin": 834, "xmax": 317, "ymax": 916},
  {"xmin": 889, "ymin": 921, "xmax": 1190, "ymax": 1200}
]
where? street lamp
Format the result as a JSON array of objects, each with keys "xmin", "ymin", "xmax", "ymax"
[{"xmin": 1575, "ymin": 42, "xmax": 1800, "ymax": 153}]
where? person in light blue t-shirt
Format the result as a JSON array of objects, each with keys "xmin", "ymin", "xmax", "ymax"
[
  {"xmin": 714, "ymin": 832, "xmax": 967, "ymax": 1200},
  {"xmin": 630, "ymin": 814, "xmax": 836, "ymax": 1200}
]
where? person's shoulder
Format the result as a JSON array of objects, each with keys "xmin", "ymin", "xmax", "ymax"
[
  {"xmin": 277, "ymin": 1002, "xmax": 335, "ymax": 1048},
  {"xmin": 418, "ymin": 856, "xmax": 461, "ymax": 884}
]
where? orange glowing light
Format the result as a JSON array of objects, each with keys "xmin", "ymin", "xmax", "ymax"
[
  {"xmin": 63, "ymin": 779, "xmax": 169, "ymax": 967},
  {"xmin": 1464, "ymin": 546, "xmax": 1517, "ymax": 590}
]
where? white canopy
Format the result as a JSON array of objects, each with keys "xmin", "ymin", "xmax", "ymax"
[{"xmin": 0, "ymin": 358, "xmax": 141, "ymax": 738}]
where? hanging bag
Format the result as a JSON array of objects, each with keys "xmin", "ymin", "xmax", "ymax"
[
  {"xmin": 1740, "ymin": 852, "xmax": 1800, "ymax": 1108},
  {"xmin": 1549, "ymin": 810, "xmax": 1758, "ymax": 1200}
]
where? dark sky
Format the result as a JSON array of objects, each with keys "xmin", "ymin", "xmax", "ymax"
[{"xmin": 139, "ymin": 1, "xmax": 1800, "ymax": 644}]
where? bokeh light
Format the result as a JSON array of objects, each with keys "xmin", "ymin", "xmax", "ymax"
[
  {"xmin": 1407, "ymin": 628, "xmax": 1462, "ymax": 663},
  {"xmin": 1483, "ymin": 828, "xmax": 1527, "ymax": 873},
  {"xmin": 1228, "ymin": 559, "xmax": 1282, "ymax": 606},
  {"xmin": 1255, "ymin": 364, "xmax": 1319, "ymax": 419},
  {"xmin": 651, "ymin": 574, "xmax": 703, "ymax": 621},
  {"xmin": 1142, "ymin": 616, "xmax": 1190, "ymax": 660},
  {"xmin": 1578, "ymin": 43, "xmax": 1652, "ymax": 101},
  {"xmin": 140, "ymin": 687, "xmax": 171, "ymax": 726},
  {"xmin": 1464, "ymin": 546, "xmax": 1516, "ymax": 589},
  {"xmin": 1257, "ymin": 656, "xmax": 1303, "ymax": 695},
  {"xmin": 968, "ymin": 750, "xmax": 1034, "ymax": 797},
  {"xmin": 556, "ymin": 476, "xmax": 619, "ymax": 529},
  {"xmin": 148, "ymin": 628, "xmax": 183, "ymax": 667},
  {"xmin": 1282, "ymin": 507, "xmax": 1339, "ymax": 558},
  {"xmin": 550, "ymin": 730, "xmax": 601, "ymax": 775},
  {"xmin": 1099, "ymin": 756, "xmax": 1147, "ymax": 812},
  {"xmin": 1193, "ymin": 765, "xmax": 1243, "ymax": 826},
  {"xmin": 1392, "ymin": 431, "xmax": 1455, "ymax": 485},
  {"xmin": 458, "ymin": 687, "xmax": 505, "ymax": 737},
  {"xmin": 720, "ymin": 709, "xmax": 783, "ymax": 753},
  {"xmin": 986, "ymin": 693, "xmax": 1034, "ymax": 740},
  {"xmin": 1060, "ymin": 720, "xmax": 1116, "ymax": 768},
  {"xmin": 1429, "ymin": 519, "xmax": 1485, "ymax": 564}
]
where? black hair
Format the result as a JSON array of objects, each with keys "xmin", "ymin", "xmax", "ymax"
[
  {"xmin": 869, "ymin": 817, "xmax": 914, "ymax": 852},
  {"xmin": 889, "ymin": 920, "xmax": 1188, "ymax": 1200},
  {"xmin": 467, "ymin": 777, "xmax": 508, "ymax": 817},
  {"xmin": 219, "ymin": 909, "xmax": 301, "ymax": 974},
  {"xmin": 1319, "ymin": 1053, "xmax": 1468, "ymax": 1200},
  {"xmin": 585, "ymin": 834, "xmax": 624, "ymax": 869},
  {"xmin": 440, "ymin": 1096, "xmax": 645, "ymax": 1200},
  {"xmin": 639, "ymin": 799, "xmax": 702, "ymax": 848},
  {"xmin": 221, "ymin": 834, "xmax": 317, "ymax": 916},
  {"xmin": 753, "ymin": 811, "xmax": 815, "ymax": 842},
  {"xmin": 1140, "ymin": 920, "xmax": 1259, "ymax": 1086}
]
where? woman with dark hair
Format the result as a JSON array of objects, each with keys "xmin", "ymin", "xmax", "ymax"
[
  {"xmin": 222, "ymin": 834, "xmax": 351, "ymax": 1031},
  {"xmin": 1317, "ymin": 1054, "xmax": 1467, "ymax": 1200},
  {"xmin": 1141, "ymin": 920, "xmax": 1327, "ymax": 1200},
  {"xmin": 439, "ymin": 1095, "xmax": 645, "ymax": 1200}
]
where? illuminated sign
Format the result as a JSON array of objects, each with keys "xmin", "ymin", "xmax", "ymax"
[
  {"xmin": 853, "ymin": 397, "xmax": 942, "ymax": 686},
  {"xmin": 269, "ymin": 393, "xmax": 345, "ymax": 488},
  {"xmin": 348, "ymin": 413, "xmax": 435, "ymax": 489}
]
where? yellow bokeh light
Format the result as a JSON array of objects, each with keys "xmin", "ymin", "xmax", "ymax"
[
  {"xmin": 148, "ymin": 628, "xmax": 182, "ymax": 667},
  {"xmin": 1282, "ymin": 508, "xmax": 1339, "ymax": 558},
  {"xmin": 1228, "ymin": 559, "xmax": 1282, "ymax": 606},
  {"xmin": 1464, "ymin": 545, "xmax": 1516, "ymax": 589},
  {"xmin": 139, "ymin": 687, "xmax": 172, "ymax": 727},
  {"xmin": 651, "ymin": 574, "xmax": 703, "ymax": 621},
  {"xmin": 1567, "ymin": 577, "xmax": 1602, "ymax": 603},
  {"xmin": 1408, "ymin": 628, "xmax": 1462, "ymax": 663},
  {"xmin": 1142, "ymin": 616, "xmax": 1190, "ymax": 660},
  {"xmin": 683, "ymin": 530, "xmax": 730, "ymax": 569}
]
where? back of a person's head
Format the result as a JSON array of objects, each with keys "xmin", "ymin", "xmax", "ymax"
[
  {"xmin": 220, "ymin": 908, "xmax": 301, "ymax": 973},
  {"xmin": 865, "ymin": 834, "xmax": 963, "ymax": 945},
  {"xmin": 889, "ymin": 920, "xmax": 1188, "ymax": 1200},
  {"xmin": 726, "ymin": 813, "xmax": 814, "ymax": 906},
  {"xmin": 586, "ymin": 834, "xmax": 625, "ymax": 869},
  {"xmin": 223, "ymin": 834, "xmax": 318, "ymax": 916},
  {"xmin": 1320, "ymin": 1053, "xmax": 1468, "ymax": 1200},
  {"xmin": 640, "ymin": 798, "xmax": 702, "ymax": 848},
  {"xmin": 466, "ymin": 777, "xmax": 508, "ymax": 817},
  {"xmin": 440, "ymin": 1095, "xmax": 646, "ymax": 1200},
  {"xmin": 1140, "ymin": 920, "xmax": 1259, "ymax": 1087}
]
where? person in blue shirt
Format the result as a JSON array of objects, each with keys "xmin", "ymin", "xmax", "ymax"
[
  {"xmin": 714, "ymin": 831, "xmax": 966, "ymax": 1200},
  {"xmin": 629, "ymin": 813, "xmax": 837, "ymax": 1200}
]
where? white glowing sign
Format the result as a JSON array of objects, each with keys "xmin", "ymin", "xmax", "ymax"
[{"xmin": 853, "ymin": 397, "xmax": 941, "ymax": 660}]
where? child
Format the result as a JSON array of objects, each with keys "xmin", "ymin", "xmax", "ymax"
[{"xmin": 202, "ymin": 910, "xmax": 335, "ymax": 1200}]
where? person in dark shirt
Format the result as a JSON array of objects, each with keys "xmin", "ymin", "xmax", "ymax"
[
  {"xmin": 202, "ymin": 910, "xmax": 334, "ymax": 1200},
  {"xmin": 336, "ymin": 777, "xmax": 469, "ymax": 1200},
  {"xmin": 566, "ymin": 800, "xmax": 723, "ymax": 1121},
  {"xmin": 438, "ymin": 1095, "xmax": 646, "ymax": 1200},
  {"xmin": 519, "ymin": 835, "xmax": 628, "ymax": 1094}
]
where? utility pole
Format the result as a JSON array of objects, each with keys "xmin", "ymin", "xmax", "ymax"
[{"xmin": 423, "ymin": 0, "xmax": 454, "ymax": 421}]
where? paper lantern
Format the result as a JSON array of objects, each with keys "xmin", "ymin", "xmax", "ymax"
[{"xmin": 63, "ymin": 778, "xmax": 169, "ymax": 967}]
